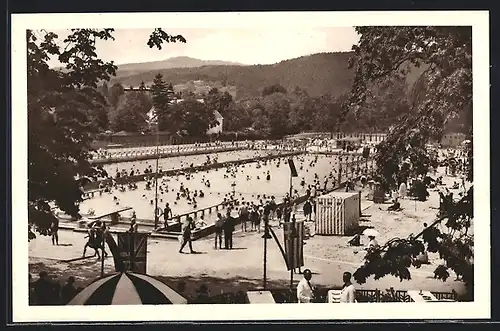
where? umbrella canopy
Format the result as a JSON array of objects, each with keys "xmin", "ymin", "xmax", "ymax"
[
  {"xmin": 363, "ymin": 228, "xmax": 380, "ymax": 237},
  {"xmin": 67, "ymin": 272, "xmax": 187, "ymax": 305}
]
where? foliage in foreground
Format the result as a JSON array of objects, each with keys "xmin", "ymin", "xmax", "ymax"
[
  {"xmin": 27, "ymin": 28, "xmax": 185, "ymax": 239},
  {"xmin": 347, "ymin": 26, "xmax": 473, "ymax": 298}
]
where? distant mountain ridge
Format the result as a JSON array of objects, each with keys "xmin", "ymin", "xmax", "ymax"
[
  {"xmin": 115, "ymin": 56, "xmax": 245, "ymax": 76},
  {"xmin": 112, "ymin": 52, "xmax": 355, "ymax": 99}
]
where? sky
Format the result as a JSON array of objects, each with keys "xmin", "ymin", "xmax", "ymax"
[{"xmin": 44, "ymin": 27, "xmax": 360, "ymax": 67}]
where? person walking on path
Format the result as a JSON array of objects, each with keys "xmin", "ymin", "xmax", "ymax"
[
  {"xmin": 50, "ymin": 218, "xmax": 59, "ymax": 246},
  {"xmin": 276, "ymin": 206, "xmax": 283, "ymax": 228},
  {"xmin": 303, "ymin": 199, "xmax": 313, "ymax": 221},
  {"xmin": 214, "ymin": 213, "xmax": 224, "ymax": 249},
  {"xmin": 179, "ymin": 216, "xmax": 195, "ymax": 254}
]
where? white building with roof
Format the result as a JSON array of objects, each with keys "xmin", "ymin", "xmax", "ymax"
[{"xmin": 207, "ymin": 110, "xmax": 224, "ymax": 134}]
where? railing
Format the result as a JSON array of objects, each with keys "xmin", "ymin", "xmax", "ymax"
[
  {"xmin": 159, "ymin": 200, "xmax": 235, "ymax": 227},
  {"xmin": 62, "ymin": 199, "xmax": 235, "ymax": 234},
  {"xmin": 90, "ymin": 144, "xmax": 252, "ymax": 165},
  {"xmin": 150, "ymin": 183, "xmax": 317, "ymax": 241},
  {"xmin": 339, "ymin": 156, "xmax": 377, "ymax": 181},
  {"xmin": 262, "ymin": 287, "xmax": 458, "ymax": 303}
]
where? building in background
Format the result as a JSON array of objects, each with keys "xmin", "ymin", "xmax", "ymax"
[
  {"xmin": 440, "ymin": 132, "xmax": 467, "ymax": 148},
  {"xmin": 124, "ymin": 85, "xmax": 224, "ymax": 136},
  {"xmin": 207, "ymin": 110, "xmax": 224, "ymax": 135}
]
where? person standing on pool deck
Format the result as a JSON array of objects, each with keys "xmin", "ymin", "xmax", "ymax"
[
  {"xmin": 179, "ymin": 217, "xmax": 195, "ymax": 254},
  {"xmin": 269, "ymin": 196, "xmax": 277, "ymax": 220},
  {"xmin": 263, "ymin": 201, "xmax": 272, "ymax": 224},
  {"xmin": 214, "ymin": 213, "xmax": 224, "ymax": 249},
  {"xmin": 129, "ymin": 211, "xmax": 138, "ymax": 233},
  {"xmin": 250, "ymin": 205, "xmax": 260, "ymax": 232},
  {"xmin": 163, "ymin": 203, "xmax": 173, "ymax": 226},
  {"xmin": 239, "ymin": 202, "xmax": 249, "ymax": 232},
  {"xmin": 223, "ymin": 210, "xmax": 235, "ymax": 249}
]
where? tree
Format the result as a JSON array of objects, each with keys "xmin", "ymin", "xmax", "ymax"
[
  {"xmin": 311, "ymin": 94, "xmax": 344, "ymax": 133},
  {"xmin": 98, "ymin": 81, "xmax": 110, "ymax": 99},
  {"xmin": 347, "ymin": 26, "xmax": 473, "ymax": 299},
  {"xmin": 261, "ymin": 92, "xmax": 291, "ymax": 137},
  {"xmin": 354, "ymin": 75, "xmax": 411, "ymax": 132},
  {"xmin": 135, "ymin": 82, "xmax": 153, "ymax": 115},
  {"xmin": 204, "ymin": 88, "xmax": 233, "ymax": 115},
  {"xmin": 250, "ymin": 107, "xmax": 269, "ymax": 134},
  {"xmin": 224, "ymin": 101, "xmax": 253, "ymax": 132},
  {"xmin": 28, "ymin": 28, "xmax": 186, "ymax": 240},
  {"xmin": 261, "ymin": 84, "xmax": 287, "ymax": 97},
  {"xmin": 172, "ymin": 98, "xmax": 218, "ymax": 136},
  {"xmin": 288, "ymin": 87, "xmax": 314, "ymax": 133},
  {"xmin": 108, "ymin": 83, "xmax": 125, "ymax": 108},
  {"xmin": 109, "ymin": 92, "xmax": 148, "ymax": 132},
  {"xmin": 150, "ymin": 73, "xmax": 173, "ymax": 132}
]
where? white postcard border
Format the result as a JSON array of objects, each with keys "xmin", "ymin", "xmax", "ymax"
[{"xmin": 11, "ymin": 11, "xmax": 490, "ymax": 322}]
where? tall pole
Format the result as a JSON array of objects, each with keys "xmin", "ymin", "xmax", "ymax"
[
  {"xmin": 288, "ymin": 162, "xmax": 294, "ymax": 291},
  {"xmin": 154, "ymin": 124, "xmax": 160, "ymax": 230},
  {"xmin": 263, "ymin": 219, "xmax": 267, "ymax": 290},
  {"xmin": 100, "ymin": 223, "xmax": 106, "ymax": 278},
  {"xmin": 289, "ymin": 218, "xmax": 295, "ymax": 291}
]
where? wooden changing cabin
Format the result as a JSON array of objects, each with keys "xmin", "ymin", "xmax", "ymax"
[{"xmin": 315, "ymin": 191, "xmax": 360, "ymax": 235}]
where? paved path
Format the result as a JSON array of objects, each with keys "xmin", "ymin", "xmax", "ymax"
[{"xmin": 29, "ymin": 224, "xmax": 464, "ymax": 295}]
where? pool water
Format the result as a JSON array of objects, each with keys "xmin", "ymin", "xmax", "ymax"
[{"xmin": 81, "ymin": 154, "xmax": 342, "ymax": 221}]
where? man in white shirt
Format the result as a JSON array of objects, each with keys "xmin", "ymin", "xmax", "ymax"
[
  {"xmin": 297, "ymin": 269, "xmax": 314, "ymax": 303},
  {"xmin": 339, "ymin": 272, "xmax": 356, "ymax": 303}
]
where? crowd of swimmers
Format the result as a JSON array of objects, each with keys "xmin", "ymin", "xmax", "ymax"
[
  {"xmin": 103, "ymin": 151, "xmax": 358, "ymax": 232},
  {"xmin": 83, "ymin": 150, "xmax": 368, "ymax": 229}
]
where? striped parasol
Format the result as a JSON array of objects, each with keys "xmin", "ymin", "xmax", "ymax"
[{"xmin": 67, "ymin": 272, "xmax": 187, "ymax": 305}]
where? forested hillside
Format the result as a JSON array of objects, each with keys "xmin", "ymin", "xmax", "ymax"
[{"xmin": 111, "ymin": 52, "xmax": 355, "ymax": 99}]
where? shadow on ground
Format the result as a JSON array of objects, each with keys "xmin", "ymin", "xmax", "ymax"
[{"xmin": 29, "ymin": 258, "xmax": 295, "ymax": 303}]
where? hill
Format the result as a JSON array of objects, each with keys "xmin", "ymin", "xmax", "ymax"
[
  {"xmin": 114, "ymin": 56, "xmax": 244, "ymax": 79},
  {"xmin": 110, "ymin": 52, "xmax": 355, "ymax": 99}
]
